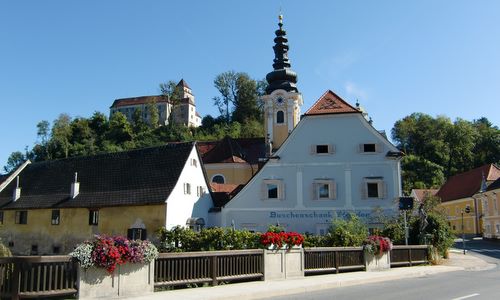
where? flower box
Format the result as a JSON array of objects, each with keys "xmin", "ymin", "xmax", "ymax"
[
  {"xmin": 364, "ymin": 251, "xmax": 391, "ymax": 271},
  {"xmin": 263, "ymin": 248, "xmax": 304, "ymax": 280}
]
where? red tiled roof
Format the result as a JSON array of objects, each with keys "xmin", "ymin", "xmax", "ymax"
[
  {"xmin": 304, "ymin": 90, "xmax": 361, "ymax": 116},
  {"xmin": 437, "ymin": 164, "xmax": 500, "ymax": 202},
  {"xmin": 210, "ymin": 183, "xmax": 239, "ymax": 193},
  {"xmin": 110, "ymin": 95, "xmax": 168, "ymax": 108},
  {"xmin": 196, "ymin": 137, "xmax": 265, "ymax": 164},
  {"xmin": 411, "ymin": 189, "xmax": 438, "ymax": 203}
]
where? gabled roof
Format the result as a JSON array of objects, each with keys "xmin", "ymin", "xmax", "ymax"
[
  {"xmin": 177, "ymin": 79, "xmax": 191, "ymax": 89},
  {"xmin": 197, "ymin": 137, "xmax": 265, "ymax": 165},
  {"xmin": 110, "ymin": 95, "xmax": 169, "ymax": 108},
  {"xmin": 437, "ymin": 164, "xmax": 500, "ymax": 202},
  {"xmin": 486, "ymin": 177, "xmax": 500, "ymax": 192},
  {"xmin": 411, "ymin": 189, "xmax": 438, "ymax": 203},
  {"xmin": 0, "ymin": 143, "xmax": 196, "ymax": 209},
  {"xmin": 304, "ymin": 90, "xmax": 361, "ymax": 116}
]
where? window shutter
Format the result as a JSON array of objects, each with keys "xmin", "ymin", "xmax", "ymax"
[
  {"xmin": 279, "ymin": 182, "xmax": 285, "ymax": 200},
  {"xmin": 375, "ymin": 143, "xmax": 383, "ymax": 153},
  {"xmin": 261, "ymin": 182, "xmax": 267, "ymax": 199},
  {"xmin": 330, "ymin": 181, "xmax": 337, "ymax": 200},
  {"xmin": 310, "ymin": 145, "xmax": 316, "ymax": 154},
  {"xmin": 358, "ymin": 144, "xmax": 364, "ymax": 153},
  {"xmin": 312, "ymin": 182, "xmax": 317, "ymax": 200},
  {"xmin": 378, "ymin": 181, "xmax": 386, "ymax": 199},
  {"xmin": 329, "ymin": 144, "xmax": 336, "ymax": 154},
  {"xmin": 360, "ymin": 182, "xmax": 367, "ymax": 199}
]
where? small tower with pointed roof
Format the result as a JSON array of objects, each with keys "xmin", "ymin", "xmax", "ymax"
[{"xmin": 262, "ymin": 15, "xmax": 303, "ymax": 151}]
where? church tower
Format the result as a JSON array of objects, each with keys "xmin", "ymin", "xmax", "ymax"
[{"xmin": 262, "ymin": 15, "xmax": 303, "ymax": 152}]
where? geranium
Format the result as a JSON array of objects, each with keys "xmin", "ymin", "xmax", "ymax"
[
  {"xmin": 260, "ymin": 231, "xmax": 304, "ymax": 249},
  {"xmin": 362, "ymin": 235, "xmax": 393, "ymax": 256},
  {"xmin": 70, "ymin": 235, "xmax": 159, "ymax": 274}
]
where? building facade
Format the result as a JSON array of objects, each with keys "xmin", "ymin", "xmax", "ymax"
[
  {"xmin": 476, "ymin": 178, "xmax": 500, "ymax": 239},
  {"xmin": 0, "ymin": 143, "xmax": 212, "ymax": 255},
  {"xmin": 109, "ymin": 79, "xmax": 201, "ymax": 127}
]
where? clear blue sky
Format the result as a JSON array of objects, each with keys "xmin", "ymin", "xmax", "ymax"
[{"xmin": 1, "ymin": 1, "xmax": 499, "ymax": 171}]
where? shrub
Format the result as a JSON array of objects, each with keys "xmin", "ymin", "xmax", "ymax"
[
  {"xmin": 0, "ymin": 239, "xmax": 12, "ymax": 257},
  {"xmin": 327, "ymin": 214, "xmax": 368, "ymax": 247}
]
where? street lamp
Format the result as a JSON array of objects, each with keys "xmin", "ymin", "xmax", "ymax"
[{"xmin": 462, "ymin": 206, "xmax": 471, "ymax": 255}]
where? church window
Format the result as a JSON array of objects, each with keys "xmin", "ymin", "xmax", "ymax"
[
  {"xmin": 276, "ymin": 111, "xmax": 284, "ymax": 124},
  {"xmin": 212, "ymin": 174, "xmax": 225, "ymax": 184}
]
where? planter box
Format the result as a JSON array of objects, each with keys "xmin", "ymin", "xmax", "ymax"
[
  {"xmin": 264, "ymin": 248, "xmax": 304, "ymax": 280},
  {"xmin": 364, "ymin": 252, "xmax": 390, "ymax": 271},
  {"xmin": 78, "ymin": 262, "xmax": 154, "ymax": 299}
]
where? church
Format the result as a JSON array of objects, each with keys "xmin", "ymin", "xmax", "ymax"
[{"xmin": 208, "ymin": 16, "xmax": 404, "ymax": 233}]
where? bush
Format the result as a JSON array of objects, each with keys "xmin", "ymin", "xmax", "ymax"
[
  {"xmin": 0, "ymin": 239, "xmax": 12, "ymax": 257},
  {"xmin": 327, "ymin": 214, "xmax": 368, "ymax": 247},
  {"xmin": 409, "ymin": 212, "xmax": 454, "ymax": 257}
]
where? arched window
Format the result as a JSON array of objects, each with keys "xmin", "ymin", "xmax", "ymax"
[
  {"xmin": 276, "ymin": 111, "xmax": 284, "ymax": 124},
  {"xmin": 212, "ymin": 174, "xmax": 225, "ymax": 184}
]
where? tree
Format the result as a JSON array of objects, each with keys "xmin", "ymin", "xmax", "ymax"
[
  {"xmin": 106, "ymin": 112, "xmax": 133, "ymax": 145},
  {"xmin": 50, "ymin": 114, "xmax": 73, "ymax": 159},
  {"xmin": 472, "ymin": 117, "xmax": 500, "ymax": 166},
  {"xmin": 159, "ymin": 80, "xmax": 183, "ymax": 127},
  {"xmin": 400, "ymin": 155, "xmax": 445, "ymax": 195},
  {"xmin": 3, "ymin": 151, "xmax": 26, "ymax": 173},
  {"xmin": 213, "ymin": 71, "xmax": 238, "ymax": 123},
  {"xmin": 445, "ymin": 118, "xmax": 477, "ymax": 176},
  {"xmin": 146, "ymin": 100, "xmax": 159, "ymax": 129}
]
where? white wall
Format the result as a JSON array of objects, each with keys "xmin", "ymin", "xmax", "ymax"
[
  {"xmin": 219, "ymin": 113, "xmax": 401, "ymax": 233},
  {"xmin": 165, "ymin": 146, "xmax": 212, "ymax": 229}
]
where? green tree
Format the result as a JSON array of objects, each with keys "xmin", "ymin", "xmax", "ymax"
[
  {"xmin": 50, "ymin": 114, "xmax": 73, "ymax": 159},
  {"xmin": 3, "ymin": 151, "xmax": 26, "ymax": 173},
  {"xmin": 400, "ymin": 155, "xmax": 445, "ymax": 195},
  {"xmin": 146, "ymin": 100, "xmax": 159, "ymax": 129},
  {"xmin": 472, "ymin": 117, "xmax": 500, "ymax": 166},
  {"xmin": 159, "ymin": 80, "xmax": 183, "ymax": 127},
  {"xmin": 445, "ymin": 118, "xmax": 477, "ymax": 176},
  {"xmin": 327, "ymin": 214, "xmax": 368, "ymax": 246},
  {"xmin": 106, "ymin": 112, "xmax": 133, "ymax": 145}
]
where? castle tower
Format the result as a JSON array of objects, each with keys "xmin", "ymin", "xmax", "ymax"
[{"xmin": 262, "ymin": 15, "xmax": 303, "ymax": 151}]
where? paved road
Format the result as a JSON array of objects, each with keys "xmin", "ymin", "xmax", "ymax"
[{"xmin": 265, "ymin": 239, "xmax": 500, "ymax": 300}]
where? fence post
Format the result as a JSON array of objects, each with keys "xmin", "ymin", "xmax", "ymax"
[
  {"xmin": 334, "ymin": 251, "xmax": 339, "ymax": 274},
  {"xmin": 211, "ymin": 255, "xmax": 218, "ymax": 286},
  {"xmin": 408, "ymin": 248, "xmax": 412, "ymax": 267},
  {"xmin": 11, "ymin": 258, "xmax": 20, "ymax": 300}
]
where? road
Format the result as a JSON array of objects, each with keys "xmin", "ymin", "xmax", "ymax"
[{"xmin": 264, "ymin": 239, "xmax": 500, "ymax": 300}]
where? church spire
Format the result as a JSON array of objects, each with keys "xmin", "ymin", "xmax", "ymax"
[{"xmin": 265, "ymin": 14, "xmax": 298, "ymax": 94}]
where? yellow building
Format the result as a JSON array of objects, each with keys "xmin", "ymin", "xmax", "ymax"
[
  {"xmin": 0, "ymin": 143, "xmax": 212, "ymax": 255},
  {"xmin": 478, "ymin": 178, "xmax": 500, "ymax": 239},
  {"xmin": 437, "ymin": 164, "xmax": 500, "ymax": 236}
]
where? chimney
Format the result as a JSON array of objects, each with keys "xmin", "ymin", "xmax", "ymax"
[
  {"xmin": 13, "ymin": 176, "xmax": 21, "ymax": 202},
  {"xmin": 71, "ymin": 172, "xmax": 80, "ymax": 199}
]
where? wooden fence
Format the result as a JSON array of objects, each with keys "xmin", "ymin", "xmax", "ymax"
[
  {"xmin": 390, "ymin": 245, "xmax": 429, "ymax": 267},
  {"xmin": 303, "ymin": 247, "xmax": 365, "ymax": 275},
  {"xmin": 0, "ymin": 256, "xmax": 77, "ymax": 300},
  {"xmin": 154, "ymin": 249, "xmax": 264, "ymax": 288}
]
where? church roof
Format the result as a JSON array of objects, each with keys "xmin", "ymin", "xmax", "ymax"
[
  {"xmin": 437, "ymin": 164, "xmax": 500, "ymax": 202},
  {"xmin": 110, "ymin": 95, "xmax": 168, "ymax": 108},
  {"xmin": 304, "ymin": 90, "xmax": 361, "ymax": 116},
  {"xmin": 0, "ymin": 143, "xmax": 196, "ymax": 209}
]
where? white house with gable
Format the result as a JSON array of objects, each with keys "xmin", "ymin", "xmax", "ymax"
[{"xmin": 215, "ymin": 90, "xmax": 403, "ymax": 234}]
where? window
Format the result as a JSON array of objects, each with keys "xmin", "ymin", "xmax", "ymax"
[
  {"xmin": 313, "ymin": 180, "xmax": 336, "ymax": 200},
  {"xmin": 276, "ymin": 111, "xmax": 284, "ymax": 124},
  {"xmin": 31, "ymin": 245, "xmax": 38, "ymax": 255},
  {"xmin": 211, "ymin": 174, "xmax": 225, "ymax": 184},
  {"xmin": 359, "ymin": 143, "xmax": 381, "ymax": 153},
  {"xmin": 184, "ymin": 183, "xmax": 191, "ymax": 195},
  {"xmin": 0, "ymin": 211, "xmax": 3, "ymax": 225},
  {"xmin": 313, "ymin": 144, "xmax": 335, "ymax": 155},
  {"xmin": 496, "ymin": 224, "xmax": 500, "ymax": 234},
  {"xmin": 15, "ymin": 211, "xmax": 28, "ymax": 224},
  {"xmin": 197, "ymin": 186, "xmax": 205, "ymax": 197},
  {"xmin": 191, "ymin": 158, "xmax": 197, "ymax": 167},
  {"xmin": 51, "ymin": 210, "xmax": 60, "ymax": 225},
  {"xmin": 128, "ymin": 228, "xmax": 147, "ymax": 240},
  {"xmin": 262, "ymin": 179, "xmax": 284, "ymax": 200},
  {"xmin": 362, "ymin": 178, "xmax": 385, "ymax": 199},
  {"xmin": 53, "ymin": 246, "xmax": 61, "ymax": 254},
  {"xmin": 89, "ymin": 209, "xmax": 99, "ymax": 225}
]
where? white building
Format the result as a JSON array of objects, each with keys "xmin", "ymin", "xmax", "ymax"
[{"xmin": 109, "ymin": 79, "xmax": 202, "ymax": 127}]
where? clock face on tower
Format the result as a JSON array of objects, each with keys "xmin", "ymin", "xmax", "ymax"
[{"xmin": 275, "ymin": 97, "xmax": 285, "ymax": 106}]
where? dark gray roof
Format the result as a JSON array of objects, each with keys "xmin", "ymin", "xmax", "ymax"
[{"xmin": 0, "ymin": 143, "xmax": 196, "ymax": 209}]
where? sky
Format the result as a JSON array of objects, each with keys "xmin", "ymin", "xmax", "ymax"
[{"xmin": 1, "ymin": 1, "xmax": 499, "ymax": 172}]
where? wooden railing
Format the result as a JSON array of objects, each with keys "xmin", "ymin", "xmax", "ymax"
[
  {"xmin": 304, "ymin": 247, "xmax": 365, "ymax": 275},
  {"xmin": 0, "ymin": 256, "xmax": 77, "ymax": 300},
  {"xmin": 390, "ymin": 245, "xmax": 429, "ymax": 267},
  {"xmin": 154, "ymin": 249, "xmax": 264, "ymax": 288}
]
